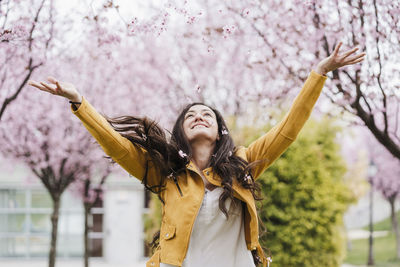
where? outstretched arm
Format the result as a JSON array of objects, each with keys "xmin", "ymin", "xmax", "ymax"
[
  {"xmin": 28, "ymin": 78, "xmax": 159, "ymax": 186},
  {"xmin": 246, "ymin": 42, "xmax": 365, "ymax": 179}
]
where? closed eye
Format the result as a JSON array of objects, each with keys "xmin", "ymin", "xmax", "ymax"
[{"xmin": 185, "ymin": 110, "xmax": 214, "ymax": 119}]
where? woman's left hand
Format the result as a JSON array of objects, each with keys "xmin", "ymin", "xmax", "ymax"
[{"xmin": 315, "ymin": 41, "xmax": 366, "ymax": 76}]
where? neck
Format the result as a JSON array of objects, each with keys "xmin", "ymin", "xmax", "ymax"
[{"xmin": 190, "ymin": 141, "xmax": 216, "ymax": 171}]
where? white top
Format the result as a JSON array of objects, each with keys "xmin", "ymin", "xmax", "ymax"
[{"xmin": 160, "ymin": 187, "xmax": 255, "ymax": 267}]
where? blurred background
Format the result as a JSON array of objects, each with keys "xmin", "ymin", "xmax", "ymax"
[{"xmin": 0, "ymin": 0, "xmax": 399, "ymax": 266}]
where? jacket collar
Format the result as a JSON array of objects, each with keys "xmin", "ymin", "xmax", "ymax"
[{"xmin": 185, "ymin": 160, "xmax": 220, "ymax": 185}]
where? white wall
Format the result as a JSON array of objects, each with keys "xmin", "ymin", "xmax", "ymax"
[
  {"xmin": 344, "ymin": 189, "xmax": 400, "ymax": 229},
  {"xmin": 103, "ymin": 177, "xmax": 145, "ymax": 264}
]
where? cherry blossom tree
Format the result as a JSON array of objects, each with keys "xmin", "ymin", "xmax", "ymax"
[
  {"xmin": 341, "ymin": 124, "xmax": 400, "ymax": 260},
  {"xmin": 114, "ymin": 0, "xmax": 399, "ymax": 157},
  {"xmin": 0, "ymin": 5, "xmax": 127, "ymax": 265},
  {"xmin": 0, "ymin": 82, "xmax": 109, "ymax": 267},
  {"xmin": 88, "ymin": 0, "xmax": 295, "ymax": 122},
  {"xmin": 0, "ymin": 0, "xmax": 58, "ymax": 120},
  {"xmin": 216, "ymin": 0, "xmax": 400, "ymax": 160}
]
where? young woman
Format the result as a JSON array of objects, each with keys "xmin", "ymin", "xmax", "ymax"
[{"xmin": 29, "ymin": 41, "xmax": 365, "ymax": 267}]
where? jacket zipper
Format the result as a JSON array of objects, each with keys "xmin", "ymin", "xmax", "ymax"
[{"xmin": 173, "ymin": 175, "xmax": 183, "ymax": 196}]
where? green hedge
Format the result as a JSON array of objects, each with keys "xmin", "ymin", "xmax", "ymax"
[{"xmin": 256, "ymin": 118, "xmax": 355, "ymax": 267}]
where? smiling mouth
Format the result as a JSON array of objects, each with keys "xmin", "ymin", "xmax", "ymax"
[{"xmin": 192, "ymin": 124, "xmax": 208, "ymax": 129}]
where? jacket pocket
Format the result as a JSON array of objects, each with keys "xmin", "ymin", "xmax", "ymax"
[{"xmin": 161, "ymin": 223, "xmax": 176, "ymax": 240}]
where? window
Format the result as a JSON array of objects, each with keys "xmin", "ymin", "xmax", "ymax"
[{"xmin": 0, "ymin": 188, "xmax": 104, "ymax": 258}]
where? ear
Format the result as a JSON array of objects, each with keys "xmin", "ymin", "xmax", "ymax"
[{"xmin": 217, "ymin": 135, "xmax": 220, "ymax": 141}]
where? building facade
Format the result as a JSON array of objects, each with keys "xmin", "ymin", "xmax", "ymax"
[{"xmin": 0, "ymin": 157, "xmax": 148, "ymax": 264}]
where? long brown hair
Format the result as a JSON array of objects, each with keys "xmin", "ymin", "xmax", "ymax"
[{"xmin": 106, "ymin": 102, "xmax": 265, "ymax": 264}]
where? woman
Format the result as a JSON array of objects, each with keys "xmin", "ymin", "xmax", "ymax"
[{"xmin": 29, "ymin": 41, "xmax": 365, "ymax": 267}]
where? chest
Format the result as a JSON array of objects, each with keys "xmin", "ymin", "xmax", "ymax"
[
  {"xmin": 197, "ymin": 187, "xmax": 243, "ymax": 223},
  {"xmin": 161, "ymin": 168, "xmax": 253, "ymax": 213}
]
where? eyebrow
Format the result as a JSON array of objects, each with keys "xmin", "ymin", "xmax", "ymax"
[
  {"xmin": 185, "ymin": 109, "xmax": 214, "ymax": 118},
  {"xmin": 186, "ymin": 108, "xmax": 213, "ymax": 114}
]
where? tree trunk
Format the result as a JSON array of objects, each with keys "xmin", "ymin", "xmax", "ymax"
[
  {"xmin": 49, "ymin": 196, "xmax": 60, "ymax": 267},
  {"xmin": 389, "ymin": 195, "xmax": 400, "ymax": 259},
  {"xmin": 84, "ymin": 203, "xmax": 91, "ymax": 267}
]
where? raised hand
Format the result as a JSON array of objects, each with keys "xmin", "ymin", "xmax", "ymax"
[
  {"xmin": 315, "ymin": 41, "xmax": 366, "ymax": 76},
  {"xmin": 28, "ymin": 77, "xmax": 82, "ymax": 102}
]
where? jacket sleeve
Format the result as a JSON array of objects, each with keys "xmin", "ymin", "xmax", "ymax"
[
  {"xmin": 245, "ymin": 70, "xmax": 327, "ymax": 180},
  {"xmin": 71, "ymin": 96, "xmax": 159, "ymax": 186}
]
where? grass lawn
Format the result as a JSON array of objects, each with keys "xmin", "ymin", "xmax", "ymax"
[
  {"xmin": 362, "ymin": 211, "xmax": 400, "ymax": 232},
  {"xmin": 345, "ymin": 233, "xmax": 400, "ymax": 266},
  {"xmin": 344, "ymin": 210, "xmax": 400, "ymax": 266}
]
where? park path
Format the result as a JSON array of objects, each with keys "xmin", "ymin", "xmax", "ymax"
[
  {"xmin": 0, "ymin": 259, "xmax": 147, "ymax": 267},
  {"xmin": 0, "ymin": 259, "xmax": 361, "ymax": 267}
]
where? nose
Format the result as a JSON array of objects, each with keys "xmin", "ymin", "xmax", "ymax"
[{"xmin": 193, "ymin": 113, "xmax": 205, "ymax": 121}]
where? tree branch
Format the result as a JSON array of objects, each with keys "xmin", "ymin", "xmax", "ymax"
[
  {"xmin": 0, "ymin": 59, "xmax": 42, "ymax": 120},
  {"xmin": 372, "ymin": 0, "xmax": 389, "ymax": 135},
  {"xmin": 351, "ymin": 90, "xmax": 400, "ymax": 159}
]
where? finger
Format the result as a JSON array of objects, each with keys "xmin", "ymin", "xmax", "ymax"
[
  {"xmin": 29, "ymin": 80, "xmax": 47, "ymax": 90},
  {"xmin": 55, "ymin": 81, "xmax": 63, "ymax": 94},
  {"xmin": 28, "ymin": 81, "xmax": 54, "ymax": 94},
  {"xmin": 333, "ymin": 41, "xmax": 343, "ymax": 56},
  {"xmin": 47, "ymin": 76, "xmax": 58, "ymax": 84},
  {"xmin": 344, "ymin": 52, "xmax": 366, "ymax": 62},
  {"xmin": 40, "ymin": 81, "xmax": 57, "ymax": 92},
  {"xmin": 28, "ymin": 79, "xmax": 38, "ymax": 86},
  {"xmin": 345, "ymin": 57, "xmax": 365, "ymax": 66},
  {"xmin": 351, "ymin": 57, "xmax": 365, "ymax": 64},
  {"xmin": 342, "ymin": 47, "xmax": 359, "ymax": 59}
]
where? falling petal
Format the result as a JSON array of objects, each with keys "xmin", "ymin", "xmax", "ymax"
[
  {"xmin": 267, "ymin": 256, "xmax": 273, "ymax": 267},
  {"xmin": 185, "ymin": 95, "xmax": 192, "ymax": 102},
  {"xmin": 178, "ymin": 150, "xmax": 187, "ymax": 158}
]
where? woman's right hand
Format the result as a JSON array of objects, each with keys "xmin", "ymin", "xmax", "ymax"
[{"xmin": 28, "ymin": 76, "xmax": 82, "ymax": 102}]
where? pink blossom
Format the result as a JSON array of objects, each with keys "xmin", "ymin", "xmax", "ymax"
[{"xmin": 178, "ymin": 150, "xmax": 188, "ymax": 158}]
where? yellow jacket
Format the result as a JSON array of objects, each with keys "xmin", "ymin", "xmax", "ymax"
[{"xmin": 72, "ymin": 71, "xmax": 327, "ymax": 267}]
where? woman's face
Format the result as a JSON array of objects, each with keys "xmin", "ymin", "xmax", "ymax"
[{"xmin": 182, "ymin": 104, "xmax": 219, "ymax": 144}]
